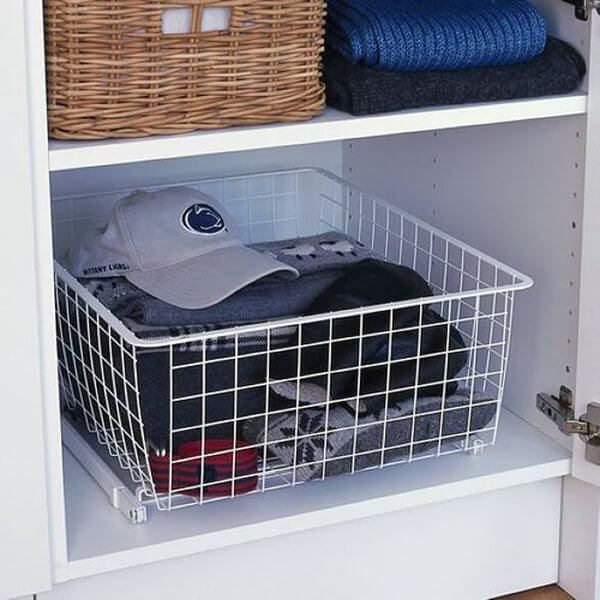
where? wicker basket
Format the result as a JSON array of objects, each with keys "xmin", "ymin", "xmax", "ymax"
[{"xmin": 44, "ymin": 1, "xmax": 326, "ymax": 140}]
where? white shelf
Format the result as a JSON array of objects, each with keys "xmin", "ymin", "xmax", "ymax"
[
  {"xmin": 61, "ymin": 408, "xmax": 570, "ymax": 582},
  {"xmin": 48, "ymin": 93, "xmax": 587, "ymax": 172}
]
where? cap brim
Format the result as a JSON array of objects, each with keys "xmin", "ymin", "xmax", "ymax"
[{"xmin": 125, "ymin": 245, "xmax": 298, "ymax": 310}]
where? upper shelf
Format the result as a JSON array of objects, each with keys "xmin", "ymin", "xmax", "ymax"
[{"xmin": 48, "ymin": 92, "xmax": 587, "ymax": 171}]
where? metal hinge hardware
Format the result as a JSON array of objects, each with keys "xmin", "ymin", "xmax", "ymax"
[
  {"xmin": 562, "ymin": 0, "xmax": 600, "ymax": 21},
  {"xmin": 537, "ymin": 386, "xmax": 600, "ymax": 465}
]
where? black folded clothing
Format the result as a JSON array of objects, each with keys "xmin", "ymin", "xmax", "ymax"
[
  {"xmin": 323, "ymin": 37, "xmax": 585, "ymax": 116},
  {"xmin": 271, "ymin": 259, "xmax": 468, "ymax": 413}
]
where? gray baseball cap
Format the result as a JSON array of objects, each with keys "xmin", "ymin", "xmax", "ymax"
[{"xmin": 69, "ymin": 186, "xmax": 299, "ymax": 309}]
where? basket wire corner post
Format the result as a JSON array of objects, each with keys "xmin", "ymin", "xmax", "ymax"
[{"xmin": 54, "ymin": 168, "xmax": 532, "ymax": 517}]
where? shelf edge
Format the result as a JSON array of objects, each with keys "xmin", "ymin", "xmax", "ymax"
[
  {"xmin": 62, "ymin": 455, "xmax": 570, "ymax": 582},
  {"xmin": 48, "ymin": 94, "xmax": 588, "ymax": 172}
]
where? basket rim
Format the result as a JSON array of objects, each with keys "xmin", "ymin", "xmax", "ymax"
[{"xmin": 53, "ymin": 167, "xmax": 533, "ymax": 349}]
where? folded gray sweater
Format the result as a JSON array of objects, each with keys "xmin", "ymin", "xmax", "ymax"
[{"xmin": 243, "ymin": 387, "xmax": 496, "ymax": 481}]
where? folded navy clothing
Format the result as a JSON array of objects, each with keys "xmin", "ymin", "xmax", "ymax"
[
  {"xmin": 137, "ymin": 344, "xmax": 298, "ymax": 449},
  {"xmin": 324, "ymin": 37, "xmax": 586, "ymax": 116},
  {"xmin": 327, "ymin": 0, "xmax": 546, "ymax": 71}
]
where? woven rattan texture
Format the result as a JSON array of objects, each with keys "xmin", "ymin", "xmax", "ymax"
[{"xmin": 45, "ymin": 0, "xmax": 326, "ymax": 139}]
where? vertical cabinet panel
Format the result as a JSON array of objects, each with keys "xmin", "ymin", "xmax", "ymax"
[
  {"xmin": 0, "ymin": 1, "xmax": 53, "ymax": 598},
  {"xmin": 573, "ymin": 15, "xmax": 600, "ymax": 485}
]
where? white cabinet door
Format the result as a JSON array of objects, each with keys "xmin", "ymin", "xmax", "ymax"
[
  {"xmin": 574, "ymin": 11, "xmax": 600, "ymax": 484},
  {"xmin": 557, "ymin": 8, "xmax": 600, "ymax": 600},
  {"xmin": 0, "ymin": 2, "xmax": 55, "ymax": 598}
]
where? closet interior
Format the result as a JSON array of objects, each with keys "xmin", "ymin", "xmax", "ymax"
[{"xmin": 35, "ymin": 0, "xmax": 590, "ymax": 585}]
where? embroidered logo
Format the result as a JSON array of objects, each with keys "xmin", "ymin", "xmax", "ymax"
[{"xmin": 181, "ymin": 204, "xmax": 225, "ymax": 235}]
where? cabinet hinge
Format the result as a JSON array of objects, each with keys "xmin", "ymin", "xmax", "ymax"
[
  {"xmin": 562, "ymin": 0, "xmax": 600, "ymax": 21},
  {"xmin": 537, "ymin": 386, "xmax": 600, "ymax": 464}
]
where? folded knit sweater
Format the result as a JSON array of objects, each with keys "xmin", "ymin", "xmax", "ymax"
[
  {"xmin": 327, "ymin": 0, "xmax": 547, "ymax": 71},
  {"xmin": 323, "ymin": 37, "xmax": 585, "ymax": 116}
]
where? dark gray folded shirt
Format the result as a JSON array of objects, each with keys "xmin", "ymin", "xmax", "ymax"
[{"xmin": 324, "ymin": 37, "xmax": 586, "ymax": 116}]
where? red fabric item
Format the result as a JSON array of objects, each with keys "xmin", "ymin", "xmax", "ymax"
[{"xmin": 150, "ymin": 439, "xmax": 258, "ymax": 498}]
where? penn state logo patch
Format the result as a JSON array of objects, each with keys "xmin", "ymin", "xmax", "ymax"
[{"xmin": 181, "ymin": 204, "xmax": 225, "ymax": 235}]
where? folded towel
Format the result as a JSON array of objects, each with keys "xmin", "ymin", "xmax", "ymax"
[
  {"xmin": 324, "ymin": 37, "xmax": 585, "ymax": 116},
  {"xmin": 243, "ymin": 388, "xmax": 497, "ymax": 481},
  {"xmin": 327, "ymin": 0, "xmax": 547, "ymax": 71}
]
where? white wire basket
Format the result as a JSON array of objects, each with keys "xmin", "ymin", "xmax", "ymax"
[{"xmin": 54, "ymin": 168, "xmax": 532, "ymax": 512}]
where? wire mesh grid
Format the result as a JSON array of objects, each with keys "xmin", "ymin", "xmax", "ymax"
[{"xmin": 54, "ymin": 168, "xmax": 532, "ymax": 512}]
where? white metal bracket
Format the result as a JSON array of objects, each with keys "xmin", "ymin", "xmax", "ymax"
[
  {"xmin": 61, "ymin": 416, "xmax": 147, "ymax": 524},
  {"xmin": 537, "ymin": 386, "xmax": 600, "ymax": 466},
  {"xmin": 562, "ymin": 0, "xmax": 600, "ymax": 21}
]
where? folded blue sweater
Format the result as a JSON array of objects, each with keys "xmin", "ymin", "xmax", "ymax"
[{"xmin": 327, "ymin": 0, "xmax": 547, "ymax": 71}]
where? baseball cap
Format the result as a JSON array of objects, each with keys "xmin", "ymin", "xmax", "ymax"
[{"xmin": 69, "ymin": 186, "xmax": 299, "ymax": 309}]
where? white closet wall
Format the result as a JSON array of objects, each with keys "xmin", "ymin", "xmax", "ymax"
[{"xmin": 344, "ymin": 117, "xmax": 584, "ymax": 447}]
